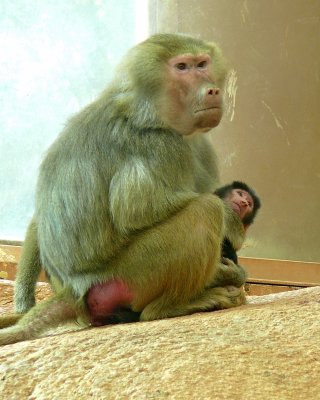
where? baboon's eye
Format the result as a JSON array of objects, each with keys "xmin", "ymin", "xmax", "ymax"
[
  {"xmin": 197, "ymin": 61, "xmax": 207, "ymax": 69},
  {"xmin": 175, "ymin": 63, "xmax": 188, "ymax": 70}
]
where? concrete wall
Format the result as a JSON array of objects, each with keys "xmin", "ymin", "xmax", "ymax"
[{"xmin": 150, "ymin": 0, "xmax": 320, "ymax": 262}]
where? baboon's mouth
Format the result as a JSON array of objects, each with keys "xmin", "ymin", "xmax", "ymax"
[{"xmin": 194, "ymin": 106, "xmax": 220, "ymax": 113}]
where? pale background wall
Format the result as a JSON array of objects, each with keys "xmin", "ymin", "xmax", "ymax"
[{"xmin": 150, "ymin": 0, "xmax": 320, "ymax": 262}]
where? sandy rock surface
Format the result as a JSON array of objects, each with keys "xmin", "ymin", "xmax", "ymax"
[{"xmin": 0, "ymin": 280, "xmax": 319, "ymax": 399}]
